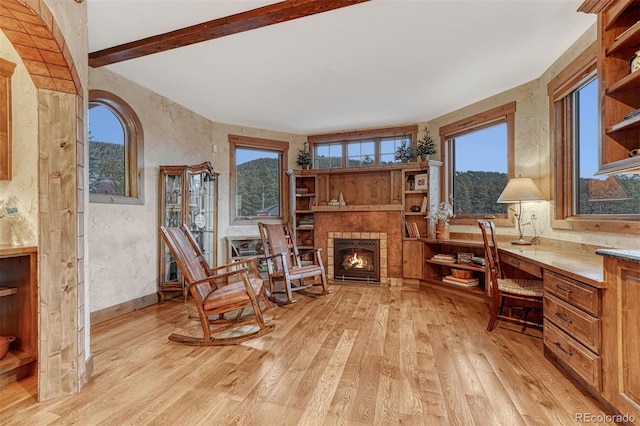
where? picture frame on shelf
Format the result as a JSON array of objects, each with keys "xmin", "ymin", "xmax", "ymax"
[{"xmin": 414, "ymin": 173, "xmax": 428, "ymax": 190}]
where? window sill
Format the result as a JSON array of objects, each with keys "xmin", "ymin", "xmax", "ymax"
[
  {"xmin": 450, "ymin": 216, "xmax": 513, "ymax": 227},
  {"xmin": 552, "ymin": 217, "xmax": 640, "ymax": 235},
  {"xmin": 90, "ymin": 194, "xmax": 143, "ymax": 205}
]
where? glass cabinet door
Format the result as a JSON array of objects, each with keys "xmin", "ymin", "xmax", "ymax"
[{"xmin": 159, "ymin": 162, "xmax": 218, "ymax": 303}]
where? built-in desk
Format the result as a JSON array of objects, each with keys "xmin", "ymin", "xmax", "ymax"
[{"xmin": 499, "ymin": 245, "xmax": 605, "ymax": 288}]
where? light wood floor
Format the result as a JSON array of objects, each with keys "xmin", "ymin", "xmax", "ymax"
[{"xmin": 0, "ymin": 283, "xmax": 614, "ymax": 425}]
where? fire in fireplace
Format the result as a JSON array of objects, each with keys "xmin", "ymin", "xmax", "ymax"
[{"xmin": 334, "ymin": 238, "xmax": 380, "ymax": 282}]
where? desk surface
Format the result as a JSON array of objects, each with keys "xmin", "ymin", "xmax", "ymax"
[
  {"xmin": 500, "ymin": 245, "xmax": 605, "ymax": 288},
  {"xmin": 422, "ymin": 238, "xmax": 606, "ymax": 288}
]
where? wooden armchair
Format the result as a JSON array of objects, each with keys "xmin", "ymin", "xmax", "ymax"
[
  {"xmin": 477, "ymin": 220, "xmax": 543, "ymax": 332},
  {"xmin": 159, "ymin": 225, "xmax": 274, "ymax": 345},
  {"xmin": 258, "ymin": 222, "xmax": 329, "ymax": 304}
]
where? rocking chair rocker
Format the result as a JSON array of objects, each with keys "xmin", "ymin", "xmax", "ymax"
[{"xmin": 160, "ymin": 225, "xmax": 274, "ymax": 345}]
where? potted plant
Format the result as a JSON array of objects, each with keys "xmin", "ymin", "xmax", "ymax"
[
  {"xmin": 427, "ymin": 196, "xmax": 454, "ymax": 239},
  {"xmin": 394, "ymin": 139, "xmax": 416, "ymax": 163},
  {"xmin": 416, "ymin": 127, "xmax": 437, "ymax": 161},
  {"xmin": 297, "ymin": 142, "xmax": 313, "ymax": 169}
]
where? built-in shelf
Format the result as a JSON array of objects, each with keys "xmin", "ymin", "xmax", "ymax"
[
  {"xmin": 0, "ymin": 286, "xmax": 17, "ymax": 297},
  {"xmin": 425, "ymin": 259, "xmax": 485, "ymax": 272}
]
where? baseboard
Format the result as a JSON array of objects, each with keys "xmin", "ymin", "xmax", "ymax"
[{"xmin": 90, "ymin": 293, "xmax": 158, "ymax": 325}]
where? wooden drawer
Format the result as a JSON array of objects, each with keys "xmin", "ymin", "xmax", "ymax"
[
  {"xmin": 544, "ymin": 293, "xmax": 601, "ymax": 353},
  {"xmin": 544, "ymin": 270, "xmax": 600, "ymax": 316},
  {"xmin": 544, "ymin": 320, "xmax": 602, "ymax": 391},
  {"xmin": 501, "ymin": 252, "xmax": 542, "ymax": 278}
]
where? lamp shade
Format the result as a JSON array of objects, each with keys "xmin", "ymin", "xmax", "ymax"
[{"xmin": 497, "ymin": 177, "xmax": 544, "ymax": 203}]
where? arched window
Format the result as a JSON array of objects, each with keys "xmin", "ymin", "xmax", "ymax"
[{"xmin": 88, "ymin": 90, "xmax": 144, "ymax": 204}]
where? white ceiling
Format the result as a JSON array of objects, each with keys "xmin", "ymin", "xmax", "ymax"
[{"xmin": 87, "ymin": 0, "xmax": 595, "ymax": 135}]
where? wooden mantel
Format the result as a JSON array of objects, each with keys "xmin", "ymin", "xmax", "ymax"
[{"xmin": 312, "ymin": 204, "xmax": 403, "ymax": 212}]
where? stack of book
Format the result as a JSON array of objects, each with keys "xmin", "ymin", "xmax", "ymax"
[
  {"xmin": 431, "ymin": 253, "xmax": 456, "ymax": 263},
  {"xmin": 298, "ymin": 218, "xmax": 315, "ymax": 228},
  {"xmin": 470, "ymin": 256, "xmax": 486, "ymax": 268},
  {"xmin": 442, "ymin": 275, "xmax": 479, "ymax": 287}
]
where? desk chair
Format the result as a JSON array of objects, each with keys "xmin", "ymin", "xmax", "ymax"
[{"xmin": 477, "ymin": 220, "xmax": 543, "ymax": 332}]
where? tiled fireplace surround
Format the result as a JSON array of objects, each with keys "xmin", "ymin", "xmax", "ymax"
[{"xmin": 314, "ymin": 210, "xmax": 404, "ymax": 286}]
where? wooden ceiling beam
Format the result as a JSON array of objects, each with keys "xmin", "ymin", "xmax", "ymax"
[{"xmin": 89, "ymin": 0, "xmax": 370, "ymax": 68}]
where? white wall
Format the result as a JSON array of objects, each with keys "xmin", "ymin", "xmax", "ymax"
[
  {"xmin": 88, "ymin": 67, "xmax": 305, "ymax": 312},
  {"xmin": 0, "ymin": 32, "xmax": 37, "ymax": 246}
]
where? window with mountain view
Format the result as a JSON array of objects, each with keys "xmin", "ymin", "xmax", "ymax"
[
  {"xmin": 88, "ymin": 90, "xmax": 144, "ymax": 204},
  {"xmin": 450, "ymin": 123, "xmax": 508, "ymax": 217},
  {"xmin": 229, "ymin": 135, "xmax": 288, "ymax": 223},
  {"xmin": 311, "ymin": 126, "xmax": 417, "ymax": 169},
  {"xmin": 441, "ymin": 102, "xmax": 515, "ymax": 222},
  {"xmin": 573, "ymin": 78, "xmax": 639, "ymax": 216},
  {"xmin": 550, "ymin": 43, "xmax": 639, "ymax": 233}
]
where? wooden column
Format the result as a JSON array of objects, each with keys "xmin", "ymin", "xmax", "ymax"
[{"xmin": 38, "ymin": 89, "xmax": 78, "ymax": 399}]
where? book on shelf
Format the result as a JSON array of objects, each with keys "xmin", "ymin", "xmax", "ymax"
[
  {"xmin": 405, "ymin": 221, "xmax": 421, "ymax": 238},
  {"xmin": 442, "ymin": 276, "xmax": 479, "ymax": 287},
  {"xmin": 432, "ymin": 253, "xmax": 456, "ymax": 262},
  {"xmin": 471, "ymin": 256, "xmax": 486, "ymax": 266},
  {"xmin": 405, "ymin": 221, "xmax": 415, "ymax": 238},
  {"xmin": 420, "ymin": 196, "xmax": 428, "ymax": 213},
  {"xmin": 411, "ymin": 222, "xmax": 420, "ymax": 238}
]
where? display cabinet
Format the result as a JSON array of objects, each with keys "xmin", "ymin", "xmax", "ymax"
[
  {"xmin": 158, "ymin": 162, "xmax": 218, "ymax": 302},
  {"xmin": 580, "ymin": 0, "xmax": 640, "ymax": 174}
]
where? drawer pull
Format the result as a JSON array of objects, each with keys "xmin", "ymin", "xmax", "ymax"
[
  {"xmin": 626, "ymin": 274, "xmax": 640, "ymax": 282},
  {"xmin": 554, "ymin": 312, "xmax": 573, "ymax": 324},
  {"xmin": 509, "ymin": 259, "xmax": 520, "ymax": 266},
  {"xmin": 555, "ymin": 284, "xmax": 573, "ymax": 293},
  {"xmin": 554, "ymin": 342, "xmax": 573, "ymax": 356}
]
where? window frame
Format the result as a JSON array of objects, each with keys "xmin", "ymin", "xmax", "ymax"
[
  {"xmin": 88, "ymin": 90, "xmax": 144, "ymax": 205},
  {"xmin": 439, "ymin": 102, "xmax": 516, "ymax": 226},
  {"xmin": 229, "ymin": 134, "xmax": 289, "ymax": 225},
  {"xmin": 549, "ymin": 43, "xmax": 639, "ymax": 235},
  {"xmin": 308, "ymin": 125, "xmax": 418, "ymax": 168}
]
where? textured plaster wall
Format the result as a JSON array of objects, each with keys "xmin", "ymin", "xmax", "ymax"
[
  {"xmin": 0, "ymin": 30, "xmax": 38, "ymax": 246},
  {"xmin": 88, "ymin": 67, "xmax": 305, "ymax": 312},
  {"xmin": 425, "ymin": 24, "xmax": 638, "ymax": 250}
]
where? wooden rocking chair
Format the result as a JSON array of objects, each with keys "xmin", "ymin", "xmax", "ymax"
[
  {"xmin": 160, "ymin": 225, "xmax": 274, "ymax": 345},
  {"xmin": 258, "ymin": 222, "xmax": 330, "ymax": 304}
]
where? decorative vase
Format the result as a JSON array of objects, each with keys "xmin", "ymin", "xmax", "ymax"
[
  {"xmin": 435, "ymin": 219, "xmax": 450, "ymax": 240},
  {"xmin": 420, "ymin": 154, "xmax": 430, "ymax": 161}
]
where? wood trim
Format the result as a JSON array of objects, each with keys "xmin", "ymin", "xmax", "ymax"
[
  {"xmin": 547, "ymin": 43, "xmax": 597, "ymax": 101},
  {"xmin": 0, "ymin": 58, "xmax": 15, "ymax": 181},
  {"xmin": 88, "ymin": 0, "xmax": 370, "ymax": 67},
  {"xmin": 308, "ymin": 125, "xmax": 419, "ymax": 144},
  {"xmin": 577, "ymin": 0, "xmax": 611, "ymax": 14},
  {"xmin": 439, "ymin": 102, "xmax": 516, "ymax": 140},
  {"xmin": 90, "ymin": 293, "xmax": 158, "ymax": 325}
]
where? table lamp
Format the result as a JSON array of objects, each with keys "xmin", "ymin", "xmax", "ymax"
[{"xmin": 497, "ymin": 177, "xmax": 544, "ymax": 245}]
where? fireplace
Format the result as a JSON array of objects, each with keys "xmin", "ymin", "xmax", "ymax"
[{"xmin": 334, "ymin": 238, "xmax": 380, "ymax": 282}]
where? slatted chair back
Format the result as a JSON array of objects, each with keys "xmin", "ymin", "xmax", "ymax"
[
  {"xmin": 478, "ymin": 219, "xmax": 503, "ymax": 282},
  {"xmin": 160, "ymin": 225, "xmax": 212, "ymax": 304},
  {"xmin": 259, "ymin": 223, "xmax": 297, "ymax": 272}
]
